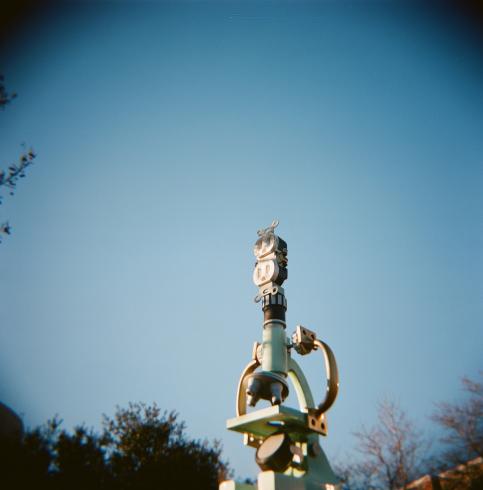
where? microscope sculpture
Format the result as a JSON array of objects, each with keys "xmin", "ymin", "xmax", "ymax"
[{"xmin": 221, "ymin": 221, "xmax": 340, "ymax": 490}]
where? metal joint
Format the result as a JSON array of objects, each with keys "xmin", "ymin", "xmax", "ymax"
[{"xmin": 292, "ymin": 325, "xmax": 316, "ymax": 355}]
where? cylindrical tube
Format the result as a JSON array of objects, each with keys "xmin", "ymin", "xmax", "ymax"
[{"xmin": 262, "ymin": 323, "xmax": 288, "ymax": 374}]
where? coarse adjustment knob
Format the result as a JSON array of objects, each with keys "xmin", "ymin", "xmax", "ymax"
[{"xmin": 255, "ymin": 433, "xmax": 293, "ymax": 472}]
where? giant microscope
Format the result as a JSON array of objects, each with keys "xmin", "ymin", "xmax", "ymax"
[{"xmin": 221, "ymin": 221, "xmax": 340, "ymax": 490}]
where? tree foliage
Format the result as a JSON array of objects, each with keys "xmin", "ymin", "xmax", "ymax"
[
  {"xmin": 0, "ymin": 74, "xmax": 17, "ymax": 107},
  {"xmin": 1, "ymin": 402, "xmax": 230, "ymax": 490},
  {"xmin": 0, "ymin": 74, "xmax": 36, "ymax": 242}
]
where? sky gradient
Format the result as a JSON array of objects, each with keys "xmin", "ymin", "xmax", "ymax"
[{"xmin": 1, "ymin": 0, "xmax": 482, "ymax": 479}]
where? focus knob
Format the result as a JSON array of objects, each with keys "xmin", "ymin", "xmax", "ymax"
[{"xmin": 255, "ymin": 433, "xmax": 293, "ymax": 472}]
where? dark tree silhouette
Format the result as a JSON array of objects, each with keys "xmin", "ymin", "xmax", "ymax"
[
  {"xmin": 1, "ymin": 403, "xmax": 230, "ymax": 490},
  {"xmin": 101, "ymin": 402, "xmax": 230, "ymax": 490},
  {"xmin": 0, "ymin": 75, "xmax": 17, "ymax": 107},
  {"xmin": 0, "ymin": 74, "xmax": 36, "ymax": 242},
  {"xmin": 1, "ymin": 416, "xmax": 57, "ymax": 488}
]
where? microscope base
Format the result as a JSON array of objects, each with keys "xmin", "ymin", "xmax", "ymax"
[{"xmin": 220, "ymin": 472, "xmax": 340, "ymax": 490}]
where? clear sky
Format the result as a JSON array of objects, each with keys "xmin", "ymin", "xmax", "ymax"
[{"xmin": 1, "ymin": 0, "xmax": 482, "ymax": 480}]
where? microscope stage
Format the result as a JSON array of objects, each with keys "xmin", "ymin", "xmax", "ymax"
[{"xmin": 227, "ymin": 405, "xmax": 309, "ymax": 442}]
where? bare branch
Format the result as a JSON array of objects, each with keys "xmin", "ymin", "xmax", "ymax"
[
  {"xmin": 0, "ymin": 75, "xmax": 38, "ymax": 243},
  {"xmin": 342, "ymin": 400, "xmax": 429, "ymax": 490},
  {"xmin": 431, "ymin": 373, "xmax": 483, "ymax": 466}
]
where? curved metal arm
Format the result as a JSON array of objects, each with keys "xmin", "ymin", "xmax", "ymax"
[
  {"xmin": 313, "ymin": 339, "xmax": 339, "ymax": 415},
  {"xmin": 287, "ymin": 357, "xmax": 315, "ymax": 411},
  {"xmin": 288, "ymin": 351, "xmax": 334, "ymax": 436},
  {"xmin": 236, "ymin": 359, "xmax": 260, "ymax": 417}
]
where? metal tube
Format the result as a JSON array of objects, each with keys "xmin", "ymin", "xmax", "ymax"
[{"xmin": 262, "ymin": 323, "xmax": 288, "ymax": 374}]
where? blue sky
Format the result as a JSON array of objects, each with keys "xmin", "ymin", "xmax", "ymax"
[{"xmin": 1, "ymin": 0, "xmax": 482, "ymax": 479}]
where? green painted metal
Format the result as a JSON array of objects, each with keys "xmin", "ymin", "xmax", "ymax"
[
  {"xmin": 220, "ymin": 224, "xmax": 341, "ymax": 490},
  {"xmin": 227, "ymin": 405, "xmax": 310, "ymax": 443},
  {"xmin": 287, "ymin": 358, "xmax": 315, "ymax": 411},
  {"xmin": 262, "ymin": 324, "xmax": 288, "ymax": 374},
  {"xmin": 257, "ymin": 459, "xmax": 339, "ymax": 490},
  {"xmin": 258, "ymin": 472, "xmax": 305, "ymax": 490},
  {"xmin": 220, "ymin": 481, "xmax": 257, "ymax": 490}
]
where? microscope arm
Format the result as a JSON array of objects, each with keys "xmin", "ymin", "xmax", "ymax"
[
  {"xmin": 287, "ymin": 358, "xmax": 315, "ymax": 410},
  {"xmin": 235, "ymin": 338, "xmax": 338, "ymax": 437},
  {"xmin": 313, "ymin": 339, "xmax": 339, "ymax": 415},
  {"xmin": 290, "ymin": 328, "xmax": 339, "ymax": 435}
]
